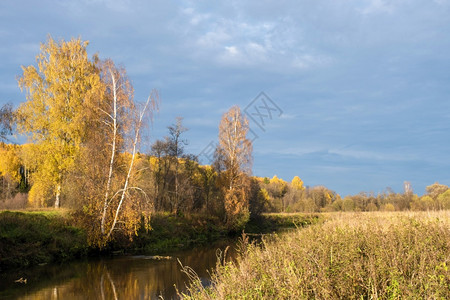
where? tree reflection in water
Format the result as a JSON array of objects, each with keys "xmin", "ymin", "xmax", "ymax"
[{"xmin": 1, "ymin": 239, "xmax": 237, "ymax": 299}]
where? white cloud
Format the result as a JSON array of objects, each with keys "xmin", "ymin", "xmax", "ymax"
[
  {"xmin": 180, "ymin": 6, "xmax": 211, "ymax": 25},
  {"xmin": 224, "ymin": 45, "xmax": 239, "ymax": 56},
  {"xmin": 218, "ymin": 42, "xmax": 269, "ymax": 66},
  {"xmin": 175, "ymin": 4, "xmax": 332, "ymax": 72},
  {"xmin": 279, "ymin": 113, "xmax": 297, "ymax": 120},
  {"xmin": 245, "ymin": 42, "xmax": 267, "ymax": 59},
  {"xmin": 197, "ymin": 30, "xmax": 231, "ymax": 48}
]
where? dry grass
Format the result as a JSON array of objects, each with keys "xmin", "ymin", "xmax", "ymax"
[
  {"xmin": 0, "ymin": 207, "xmax": 72, "ymax": 217},
  {"xmin": 0, "ymin": 193, "xmax": 28, "ymax": 210},
  {"xmin": 182, "ymin": 211, "xmax": 450, "ymax": 299}
]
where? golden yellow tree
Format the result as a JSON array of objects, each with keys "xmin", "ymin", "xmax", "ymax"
[
  {"xmin": 71, "ymin": 58, "xmax": 158, "ymax": 246},
  {"xmin": 437, "ymin": 190, "xmax": 450, "ymax": 210},
  {"xmin": 16, "ymin": 35, "xmax": 159, "ymax": 245},
  {"xmin": 216, "ymin": 106, "xmax": 252, "ymax": 229},
  {"xmin": 17, "ymin": 36, "xmax": 101, "ymax": 208},
  {"xmin": 0, "ymin": 143, "xmax": 22, "ymax": 200},
  {"xmin": 291, "ymin": 176, "xmax": 305, "ymax": 191},
  {"xmin": 0, "ymin": 144, "xmax": 21, "ymax": 184}
]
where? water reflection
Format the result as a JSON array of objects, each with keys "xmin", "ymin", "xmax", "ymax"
[{"xmin": 0, "ymin": 239, "xmax": 237, "ymax": 300}]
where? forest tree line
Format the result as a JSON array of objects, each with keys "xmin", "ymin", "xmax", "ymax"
[
  {"xmin": 1, "ymin": 143, "xmax": 449, "ymax": 216},
  {"xmin": 0, "ymin": 36, "xmax": 449, "ymax": 245}
]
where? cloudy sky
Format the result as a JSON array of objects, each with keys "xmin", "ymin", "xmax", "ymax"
[{"xmin": 1, "ymin": 0, "xmax": 450, "ymax": 196}]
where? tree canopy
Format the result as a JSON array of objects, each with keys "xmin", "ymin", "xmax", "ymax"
[
  {"xmin": 17, "ymin": 36, "xmax": 102, "ymax": 208},
  {"xmin": 215, "ymin": 106, "xmax": 253, "ymax": 229}
]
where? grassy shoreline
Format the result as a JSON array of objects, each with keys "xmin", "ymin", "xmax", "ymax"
[
  {"xmin": 0, "ymin": 210, "xmax": 320, "ymax": 272},
  {"xmin": 0, "ymin": 210, "xmax": 88, "ymax": 271},
  {"xmin": 182, "ymin": 211, "xmax": 450, "ymax": 299}
]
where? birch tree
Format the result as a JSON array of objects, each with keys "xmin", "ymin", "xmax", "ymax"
[
  {"xmin": 98, "ymin": 59, "xmax": 134, "ymax": 236},
  {"xmin": 0, "ymin": 103, "xmax": 13, "ymax": 142},
  {"xmin": 16, "ymin": 35, "xmax": 160, "ymax": 244},
  {"xmin": 74, "ymin": 59, "xmax": 159, "ymax": 245},
  {"xmin": 103, "ymin": 93, "xmax": 158, "ymax": 241},
  {"xmin": 17, "ymin": 36, "xmax": 101, "ymax": 208},
  {"xmin": 215, "ymin": 106, "xmax": 252, "ymax": 229}
]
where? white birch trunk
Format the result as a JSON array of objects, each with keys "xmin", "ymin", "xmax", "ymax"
[
  {"xmin": 54, "ymin": 184, "xmax": 61, "ymax": 208},
  {"xmin": 106, "ymin": 96, "xmax": 152, "ymax": 240},
  {"xmin": 101, "ymin": 68, "xmax": 118, "ymax": 235}
]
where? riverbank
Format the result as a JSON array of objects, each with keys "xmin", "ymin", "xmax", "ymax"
[
  {"xmin": 182, "ymin": 211, "xmax": 450, "ymax": 299},
  {"xmin": 0, "ymin": 210, "xmax": 87, "ymax": 271},
  {"xmin": 130, "ymin": 212, "xmax": 322, "ymax": 254},
  {"xmin": 0, "ymin": 210, "xmax": 321, "ymax": 271}
]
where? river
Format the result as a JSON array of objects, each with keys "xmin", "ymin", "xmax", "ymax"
[{"xmin": 0, "ymin": 239, "xmax": 239, "ymax": 299}]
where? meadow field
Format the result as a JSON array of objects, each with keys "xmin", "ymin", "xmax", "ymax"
[{"xmin": 182, "ymin": 211, "xmax": 450, "ymax": 299}]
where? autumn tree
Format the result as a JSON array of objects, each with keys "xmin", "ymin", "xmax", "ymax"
[
  {"xmin": 281, "ymin": 176, "xmax": 305, "ymax": 212},
  {"xmin": 267, "ymin": 175, "xmax": 288, "ymax": 211},
  {"xmin": 425, "ymin": 182, "xmax": 448, "ymax": 200},
  {"xmin": 291, "ymin": 176, "xmax": 305, "ymax": 191},
  {"xmin": 96, "ymin": 59, "xmax": 135, "ymax": 238},
  {"xmin": 149, "ymin": 119, "xmax": 196, "ymax": 214},
  {"xmin": 0, "ymin": 143, "xmax": 21, "ymax": 200},
  {"xmin": 17, "ymin": 36, "xmax": 101, "ymax": 208},
  {"xmin": 248, "ymin": 178, "xmax": 269, "ymax": 217},
  {"xmin": 436, "ymin": 190, "xmax": 450, "ymax": 209},
  {"xmin": 215, "ymin": 106, "xmax": 252, "ymax": 229},
  {"xmin": 17, "ymin": 36, "xmax": 159, "ymax": 245},
  {"xmin": 167, "ymin": 117, "xmax": 188, "ymax": 214},
  {"xmin": 196, "ymin": 165, "xmax": 219, "ymax": 214},
  {"xmin": 0, "ymin": 103, "xmax": 14, "ymax": 142},
  {"xmin": 103, "ymin": 94, "xmax": 158, "ymax": 242},
  {"xmin": 150, "ymin": 138, "xmax": 172, "ymax": 211},
  {"xmin": 78, "ymin": 59, "xmax": 158, "ymax": 245}
]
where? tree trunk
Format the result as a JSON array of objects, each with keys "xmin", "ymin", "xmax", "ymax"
[
  {"xmin": 101, "ymin": 68, "xmax": 118, "ymax": 235},
  {"xmin": 54, "ymin": 184, "xmax": 61, "ymax": 208},
  {"xmin": 106, "ymin": 95, "xmax": 153, "ymax": 240}
]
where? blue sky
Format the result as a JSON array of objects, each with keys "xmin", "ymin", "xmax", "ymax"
[{"xmin": 1, "ymin": 0, "xmax": 450, "ymax": 196}]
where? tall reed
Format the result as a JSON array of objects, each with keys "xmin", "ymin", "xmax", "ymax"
[{"xmin": 182, "ymin": 211, "xmax": 450, "ymax": 299}]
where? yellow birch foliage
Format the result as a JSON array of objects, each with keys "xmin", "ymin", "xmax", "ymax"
[
  {"xmin": 291, "ymin": 175, "xmax": 305, "ymax": 191},
  {"xmin": 217, "ymin": 106, "xmax": 252, "ymax": 229},
  {"xmin": 0, "ymin": 143, "xmax": 21, "ymax": 184},
  {"xmin": 437, "ymin": 190, "xmax": 450, "ymax": 209},
  {"xmin": 78, "ymin": 61, "xmax": 157, "ymax": 246},
  {"xmin": 16, "ymin": 36, "xmax": 101, "ymax": 207}
]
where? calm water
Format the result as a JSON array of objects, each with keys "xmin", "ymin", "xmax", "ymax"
[{"xmin": 0, "ymin": 239, "xmax": 238, "ymax": 300}]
